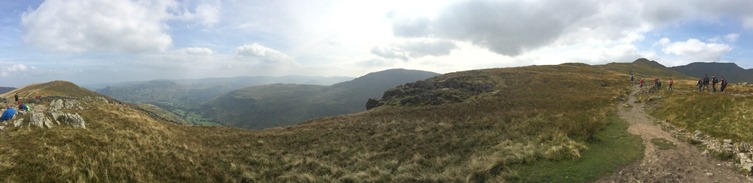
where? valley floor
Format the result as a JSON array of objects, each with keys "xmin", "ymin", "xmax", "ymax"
[{"xmin": 599, "ymin": 85, "xmax": 751, "ymax": 182}]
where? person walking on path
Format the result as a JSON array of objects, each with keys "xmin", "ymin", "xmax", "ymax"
[
  {"xmin": 703, "ymin": 74, "xmax": 710, "ymax": 92},
  {"xmin": 668, "ymin": 78, "xmax": 673, "ymax": 91},
  {"xmin": 720, "ymin": 77, "xmax": 728, "ymax": 93},
  {"xmin": 640, "ymin": 78, "xmax": 644, "ymax": 88},
  {"xmin": 14, "ymin": 93, "xmax": 18, "ymax": 102},
  {"xmin": 712, "ymin": 75, "xmax": 719, "ymax": 93},
  {"xmin": 697, "ymin": 78, "xmax": 703, "ymax": 92}
]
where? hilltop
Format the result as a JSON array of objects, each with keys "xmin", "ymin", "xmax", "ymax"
[
  {"xmin": 601, "ymin": 58, "xmax": 692, "ymax": 80},
  {"xmin": 671, "ymin": 62, "xmax": 753, "ymax": 83},
  {"xmin": 203, "ymin": 68, "xmax": 440, "ymax": 129},
  {"xmin": 1, "ymin": 80, "xmax": 104, "ymax": 99}
]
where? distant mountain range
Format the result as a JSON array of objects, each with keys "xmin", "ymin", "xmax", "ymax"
[
  {"xmin": 670, "ymin": 62, "xmax": 753, "ymax": 83},
  {"xmin": 202, "ymin": 69, "xmax": 440, "ymax": 129}
]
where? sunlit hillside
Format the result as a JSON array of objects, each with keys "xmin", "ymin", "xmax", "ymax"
[{"xmin": 0, "ymin": 63, "xmax": 649, "ymax": 182}]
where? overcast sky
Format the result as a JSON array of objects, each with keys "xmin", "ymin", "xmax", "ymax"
[{"xmin": 0, "ymin": 0, "xmax": 751, "ymax": 87}]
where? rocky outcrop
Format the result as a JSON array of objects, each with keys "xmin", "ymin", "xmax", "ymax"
[
  {"xmin": 365, "ymin": 98, "xmax": 380, "ymax": 110},
  {"xmin": 669, "ymin": 127, "xmax": 753, "ymax": 172},
  {"xmin": 378, "ymin": 75, "xmax": 497, "ymax": 106},
  {"xmin": 25, "ymin": 111, "xmax": 86, "ymax": 129},
  {"xmin": 30, "ymin": 112, "xmax": 55, "ymax": 128},
  {"xmin": 49, "ymin": 99, "xmax": 84, "ymax": 111},
  {"xmin": 54, "ymin": 113, "xmax": 86, "ymax": 129}
]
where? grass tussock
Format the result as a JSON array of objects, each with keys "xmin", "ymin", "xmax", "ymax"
[{"xmin": 0, "ymin": 63, "xmax": 645, "ymax": 182}]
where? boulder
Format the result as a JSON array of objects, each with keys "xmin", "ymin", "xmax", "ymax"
[
  {"xmin": 30, "ymin": 112, "xmax": 55, "ymax": 128},
  {"xmin": 365, "ymin": 98, "xmax": 380, "ymax": 110},
  {"xmin": 49, "ymin": 99, "xmax": 65, "ymax": 111},
  {"xmin": 13, "ymin": 118, "xmax": 24, "ymax": 127},
  {"xmin": 54, "ymin": 113, "xmax": 86, "ymax": 129}
]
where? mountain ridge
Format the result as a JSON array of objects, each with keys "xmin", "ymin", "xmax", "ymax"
[{"xmin": 203, "ymin": 68, "xmax": 440, "ymax": 129}]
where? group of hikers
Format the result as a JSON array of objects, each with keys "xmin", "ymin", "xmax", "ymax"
[
  {"xmin": 630, "ymin": 72, "xmax": 674, "ymax": 91},
  {"xmin": 0, "ymin": 93, "xmax": 32, "ymax": 122},
  {"xmin": 696, "ymin": 74, "xmax": 728, "ymax": 93},
  {"xmin": 629, "ymin": 72, "xmax": 729, "ymax": 93}
]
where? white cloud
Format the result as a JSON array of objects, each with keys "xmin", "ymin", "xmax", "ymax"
[
  {"xmin": 21, "ymin": 0, "xmax": 176, "ymax": 53},
  {"xmin": 236, "ymin": 43, "xmax": 294, "ymax": 64},
  {"xmin": 0, "ymin": 64, "xmax": 35, "ymax": 77},
  {"xmin": 371, "ymin": 46, "xmax": 409, "ymax": 61},
  {"xmin": 20, "ymin": 0, "xmax": 220, "ymax": 53},
  {"xmin": 663, "ymin": 39, "xmax": 732, "ymax": 62},
  {"xmin": 725, "ymin": 33, "xmax": 739, "ymax": 42},
  {"xmin": 177, "ymin": 47, "xmax": 214, "ymax": 55},
  {"xmin": 658, "ymin": 38, "xmax": 671, "ymax": 45}
]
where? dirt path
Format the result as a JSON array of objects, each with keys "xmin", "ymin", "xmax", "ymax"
[{"xmin": 598, "ymin": 85, "xmax": 751, "ymax": 182}]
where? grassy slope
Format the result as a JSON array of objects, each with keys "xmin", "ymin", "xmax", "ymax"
[
  {"xmin": 650, "ymin": 81, "xmax": 753, "ymax": 141},
  {"xmin": 1, "ymin": 80, "xmax": 105, "ymax": 99},
  {"xmin": 0, "ymin": 64, "xmax": 645, "ymax": 182}
]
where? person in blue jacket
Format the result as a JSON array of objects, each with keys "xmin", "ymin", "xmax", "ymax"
[{"xmin": 0, "ymin": 107, "xmax": 15, "ymax": 122}]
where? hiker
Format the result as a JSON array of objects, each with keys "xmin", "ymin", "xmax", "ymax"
[
  {"xmin": 653, "ymin": 77, "xmax": 659, "ymax": 90},
  {"xmin": 696, "ymin": 78, "xmax": 703, "ymax": 92},
  {"xmin": 668, "ymin": 78, "xmax": 673, "ymax": 91},
  {"xmin": 712, "ymin": 75, "xmax": 718, "ymax": 93},
  {"xmin": 14, "ymin": 93, "xmax": 18, "ymax": 102},
  {"xmin": 720, "ymin": 77, "xmax": 728, "ymax": 93},
  {"xmin": 0, "ymin": 106, "xmax": 15, "ymax": 122},
  {"xmin": 657, "ymin": 78, "xmax": 662, "ymax": 90},
  {"xmin": 34, "ymin": 96, "xmax": 41, "ymax": 103},
  {"xmin": 19, "ymin": 103, "xmax": 28, "ymax": 111},
  {"xmin": 639, "ymin": 78, "xmax": 644, "ymax": 88},
  {"xmin": 630, "ymin": 74, "xmax": 634, "ymax": 84},
  {"xmin": 703, "ymin": 74, "xmax": 710, "ymax": 92}
]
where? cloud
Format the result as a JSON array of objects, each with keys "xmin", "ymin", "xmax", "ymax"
[
  {"xmin": 725, "ymin": 33, "xmax": 739, "ymax": 42},
  {"xmin": 21, "ymin": 0, "xmax": 176, "ymax": 53},
  {"xmin": 371, "ymin": 46, "xmax": 409, "ymax": 61},
  {"xmin": 658, "ymin": 38, "xmax": 671, "ymax": 46},
  {"xmin": 392, "ymin": 0, "xmax": 599, "ymax": 56},
  {"xmin": 177, "ymin": 47, "xmax": 214, "ymax": 55},
  {"xmin": 662, "ymin": 39, "xmax": 731, "ymax": 62},
  {"xmin": 400, "ymin": 40, "xmax": 456, "ymax": 58},
  {"xmin": 372, "ymin": 39, "xmax": 456, "ymax": 60},
  {"xmin": 0, "ymin": 64, "xmax": 35, "ymax": 77},
  {"xmin": 236, "ymin": 43, "xmax": 294, "ymax": 64},
  {"xmin": 20, "ymin": 0, "xmax": 220, "ymax": 53}
]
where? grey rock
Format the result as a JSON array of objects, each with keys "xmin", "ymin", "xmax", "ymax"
[
  {"xmin": 31, "ymin": 112, "xmax": 57, "ymax": 128},
  {"xmin": 365, "ymin": 98, "xmax": 380, "ymax": 110},
  {"xmin": 13, "ymin": 118, "xmax": 24, "ymax": 127},
  {"xmin": 55, "ymin": 113, "xmax": 86, "ymax": 129},
  {"xmin": 49, "ymin": 99, "xmax": 64, "ymax": 111}
]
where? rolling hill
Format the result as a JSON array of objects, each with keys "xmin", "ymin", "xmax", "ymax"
[
  {"xmin": 4, "ymin": 60, "xmax": 745, "ymax": 181},
  {"xmin": 97, "ymin": 76, "xmax": 353, "ymax": 125},
  {"xmin": 671, "ymin": 62, "xmax": 753, "ymax": 83},
  {"xmin": 203, "ymin": 69, "xmax": 440, "ymax": 129}
]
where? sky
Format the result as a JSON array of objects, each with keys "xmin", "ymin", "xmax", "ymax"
[{"xmin": 0, "ymin": 0, "xmax": 751, "ymax": 87}]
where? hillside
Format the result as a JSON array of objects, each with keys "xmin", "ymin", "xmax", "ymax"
[
  {"xmin": 601, "ymin": 58, "xmax": 692, "ymax": 80},
  {"xmin": 671, "ymin": 62, "xmax": 753, "ymax": 83},
  {"xmin": 0, "ymin": 87, "xmax": 15, "ymax": 94},
  {"xmin": 2, "ymin": 80, "xmax": 104, "ymax": 99},
  {"xmin": 97, "ymin": 76, "xmax": 353, "ymax": 125},
  {"xmin": 203, "ymin": 69, "xmax": 440, "ymax": 129},
  {"xmin": 0, "ymin": 61, "xmax": 723, "ymax": 182}
]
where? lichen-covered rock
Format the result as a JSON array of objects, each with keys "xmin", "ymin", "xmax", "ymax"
[
  {"xmin": 30, "ymin": 112, "xmax": 55, "ymax": 128},
  {"xmin": 54, "ymin": 113, "xmax": 86, "ymax": 129}
]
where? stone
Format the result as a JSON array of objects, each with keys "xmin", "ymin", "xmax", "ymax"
[
  {"xmin": 30, "ymin": 112, "xmax": 56, "ymax": 128},
  {"xmin": 55, "ymin": 113, "xmax": 86, "ymax": 129},
  {"xmin": 13, "ymin": 118, "xmax": 24, "ymax": 127},
  {"xmin": 49, "ymin": 99, "xmax": 64, "ymax": 111},
  {"xmin": 738, "ymin": 143, "xmax": 751, "ymax": 152},
  {"xmin": 365, "ymin": 98, "xmax": 380, "ymax": 110}
]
